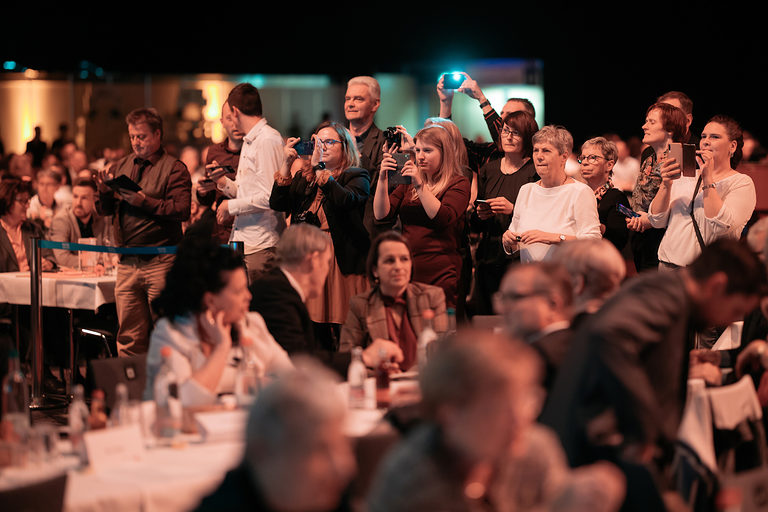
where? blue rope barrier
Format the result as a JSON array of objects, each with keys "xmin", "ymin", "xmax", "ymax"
[{"xmin": 39, "ymin": 240, "xmax": 177, "ymax": 255}]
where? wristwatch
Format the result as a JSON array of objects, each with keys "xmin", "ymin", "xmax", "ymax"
[
  {"xmin": 558, "ymin": 234, "xmax": 566, "ymax": 242},
  {"xmin": 478, "ymin": 100, "xmax": 490, "ymax": 109}
]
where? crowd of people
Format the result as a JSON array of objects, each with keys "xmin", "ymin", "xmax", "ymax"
[{"xmin": 2, "ymin": 74, "xmax": 768, "ymax": 511}]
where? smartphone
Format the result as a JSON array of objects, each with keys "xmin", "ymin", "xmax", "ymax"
[
  {"xmin": 388, "ymin": 152, "xmax": 412, "ymax": 185},
  {"xmin": 474, "ymin": 199, "xmax": 489, "ymax": 206},
  {"xmin": 617, "ymin": 203, "xmax": 640, "ymax": 218},
  {"xmin": 442, "ymin": 73, "xmax": 464, "ymax": 90},
  {"xmin": 105, "ymin": 175, "xmax": 142, "ymax": 192},
  {"xmin": 667, "ymin": 143, "xmax": 697, "ymax": 178},
  {"xmin": 294, "ymin": 141, "xmax": 314, "ymax": 156}
]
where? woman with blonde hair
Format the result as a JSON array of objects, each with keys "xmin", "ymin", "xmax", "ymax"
[{"xmin": 374, "ymin": 124, "xmax": 470, "ymax": 308}]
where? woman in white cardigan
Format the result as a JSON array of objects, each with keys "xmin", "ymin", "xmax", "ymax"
[
  {"xmin": 502, "ymin": 125, "xmax": 601, "ymax": 262},
  {"xmin": 648, "ymin": 115, "xmax": 756, "ymax": 269}
]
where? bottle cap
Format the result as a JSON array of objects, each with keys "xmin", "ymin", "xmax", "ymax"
[
  {"xmin": 422, "ymin": 309, "xmax": 434, "ymax": 320},
  {"xmin": 92, "ymin": 389, "xmax": 105, "ymax": 399},
  {"xmin": 160, "ymin": 346, "xmax": 173, "ymax": 358}
]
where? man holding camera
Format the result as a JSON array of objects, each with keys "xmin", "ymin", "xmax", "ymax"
[
  {"xmin": 210, "ymin": 83, "xmax": 286, "ymax": 283},
  {"xmin": 345, "ymin": 76, "xmax": 388, "ymax": 235}
]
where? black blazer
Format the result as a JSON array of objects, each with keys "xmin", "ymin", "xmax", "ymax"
[
  {"xmin": 269, "ymin": 168, "xmax": 370, "ymax": 275},
  {"xmin": 0, "ymin": 221, "xmax": 53, "ymax": 273}
]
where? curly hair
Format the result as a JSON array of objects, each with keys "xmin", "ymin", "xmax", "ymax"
[{"xmin": 151, "ymin": 237, "xmax": 245, "ymax": 320}]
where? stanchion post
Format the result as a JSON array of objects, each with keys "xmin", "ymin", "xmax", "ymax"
[{"xmin": 29, "ymin": 237, "xmax": 44, "ymax": 407}]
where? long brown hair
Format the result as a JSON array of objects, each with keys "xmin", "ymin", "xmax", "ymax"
[{"xmin": 411, "ymin": 125, "xmax": 463, "ymax": 200}]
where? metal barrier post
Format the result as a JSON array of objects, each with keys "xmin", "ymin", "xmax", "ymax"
[{"xmin": 29, "ymin": 237, "xmax": 44, "ymax": 408}]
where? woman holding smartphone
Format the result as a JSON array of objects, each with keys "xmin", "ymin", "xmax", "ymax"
[
  {"xmin": 470, "ymin": 110, "xmax": 539, "ymax": 315},
  {"xmin": 647, "ymin": 115, "xmax": 756, "ymax": 269},
  {"xmin": 374, "ymin": 124, "xmax": 470, "ymax": 309},
  {"xmin": 270, "ymin": 121, "xmax": 370, "ymax": 345}
]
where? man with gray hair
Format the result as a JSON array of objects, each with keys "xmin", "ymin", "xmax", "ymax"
[
  {"xmin": 195, "ymin": 358, "xmax": 356, "ymax": 511},
  {"xmin": 345, "ymin": 76, "xmax": 387, "ymax": 235}
]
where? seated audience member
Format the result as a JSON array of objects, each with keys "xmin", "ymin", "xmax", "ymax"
[
  {"xmin": 340, "ymin": 231, "xmax": 445, "ymax": 371},
  {"xmin": 250, "ymin": 223, "xmax": 400, "ymax": 375},
  {"xmin": 470, "ymin": 110, "xmax": 539, "ymax": 316},
  {"xmin": 578, "ymin": 137, "xmax": 630, "ymax": 251},
  {"xmin": 647, "ymin": 115, "xmax": 756, "ymax": 270},
  {"xmin": 367, "ymin": 330, "xmax": 544, "ymax": 512},
  {"xmin": 502, "ymin": 126, "xmax": 601, "ymax": 263},
  {"xmin": 27, "ymin": 168, "xmax": 68, "ymax": 232},
  {"xmin": 549, "ymin": 239, "xmax": 626, "ymax": 325},
  {"xmin": 541, "ymin": 239, "xmax": 768, "ymax": 510},
  {"xmin": 144, "ymin": 238, "xmax": 292, "ymax": 407},
  {"xmin": 271, "ymin": 122, "xmax": 370, "ymax": 348},
  {"xmin": 195, "ymin": 359, "xmax": 355, "ymax": 512},
  {"xmin": 494, "ymin": 262, "xmax": 573, "ymax": 392},
  {"xmin": 48, "ymin": 178, "xmax": 111, "ymax": 269},
  {"xmin": 0, "ymin": 178, "xmax": 55, "ymax": 273},
  {"xmin": 626, "ymin": 102, "xmax": 687, "ymax": 272},
  {"xmin": 375, "ymin": 125, "xmax": 471, "ymax": 309}
]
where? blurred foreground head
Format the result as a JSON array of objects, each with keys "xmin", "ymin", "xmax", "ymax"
[
  {"xmin": 420, "ymin": 329, "xmax": 543, "ymax": 461},
  {"xmin": 245, "ymin": 357, "xmax": 355, "ymax": 511}
]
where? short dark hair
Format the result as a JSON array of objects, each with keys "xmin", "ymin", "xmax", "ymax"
[
  {"xmin": 152, "ymin": 237, "xmax": 246, "ymax": 320},
  {"xmin": 657, "ymin": 91, "xmax": 693, "ymax": 116},
  {"xmin": 0, "ymin": 178, "xmax": 32, "ymax": 216},
  {"xmin": 366, "ymin": 231, "xmax": 413, "ymax": 285},
  {"xmin": 125, "ymin": 107, "xmax": 163, "ymax": 135},
  {"xmin": 72, "ymin": 178, "xmax": 97, "ymax": 192},
  {"xmin": 499, "ymin": 110, "xmax": 539, "ymax": 157},
  {"xmin": 647, "ymin": 103, "xmax": 687, "ymax": 143},
  {"xmin": 688, "ymin": 238, "xmax": 768, "ymax": 296},
  {"xmin": 227, "ymin": 83, "xmax": 263, "ymax": 117},
  {"xmin": 706, "ymin": 115, "xmax": 744, "ymax": 168}
]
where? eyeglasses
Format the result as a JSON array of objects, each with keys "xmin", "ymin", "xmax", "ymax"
[
  {"xmin": 501, "ymin": 126, "xmax": 521, "ymax": 138},
  {"xmin": 577, "ymin": 155, "xmax": 606, "ymax": 164},
  {"xmin": 317, "ymin": 139, "xmax": 342, "ymax": 148},
  {"xmin": 493, "ymin": 289, "xmax": 549, "ymax": 303},
  {"xmin": 15, "ymin": 196, "xmax": 31, "ymax": 205}
]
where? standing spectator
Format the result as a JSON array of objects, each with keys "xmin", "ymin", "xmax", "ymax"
[
  {"xmin": 375, "ymin": 125, "xmax": 471, "ymax": 309},
  {"xmin": 626, "ymin": 103, "xmax": 687, "ymax": 271},
  {"xmin": 210, "ymin": 84, "xmax": 285, "ymax": 283},
  {"xmin": 25, "ymin": 126, "xmax": 47, "ymax": 169},
  {"xmin": 606, "ymin": 134, "xmax": 641, "ymax": 193},
  {"xmin": 271, "ymin": 121, "xmax": 370, "ymax": 349},
  {"xmin": 96, "ymin": 107, "xmax": 191, "ymax": 356},
  {"xmin": 578, "ymin": 137, "xmax": 630, "ymax": 251},
  {"xmin": 345, "ymin": 76, "xmax": 387, "ymax": 235},
  {"xmin": 470, "ymin": 110, "xmax": 539, "ymax": 315},
  {"xmin": 51, "ymin": 123, "xmax": 73, "ymax": 158}
]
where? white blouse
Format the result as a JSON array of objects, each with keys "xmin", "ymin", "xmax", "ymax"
[
  {"xmin": 648, "ymin": 172, "xmax": 756, "ymax": 267},
  {"xmin": 144, "ymin": 312, "xmax": 293, "ymax": 407},
  {"xmin": 507, "ymin": 180, "xmax": 601, "ymax": 262}
]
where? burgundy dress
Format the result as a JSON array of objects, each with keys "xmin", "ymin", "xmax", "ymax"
[{"xmin": 382, "ymin": 175, "xmax": 470, "ymax": 308}]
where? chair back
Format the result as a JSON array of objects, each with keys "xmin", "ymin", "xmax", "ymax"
[{"xmin": 0, "ymin": 472, "xmax": 67, "ymax": 511}]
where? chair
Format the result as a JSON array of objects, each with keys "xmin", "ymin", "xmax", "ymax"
[
  {"xmin": 0, "ymin": 472, "xmax": 67, "ymax": 512},
  {"xmin": 89, "ymin": 353, "xmax": 147, "ymax": 410}
]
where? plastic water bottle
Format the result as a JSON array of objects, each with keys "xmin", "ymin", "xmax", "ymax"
[
  {"xmin": 2, "ymin": 348, "xmax": 30, "ymax": 440},
  {"xmin": 417, "ymin": 309, "xmax": 438, "ymax": 371},
  {"xmin": 234, "ymin": 339, "xmax": 261, "ymax": 407},
  {"xmin": 68, "ymin": 384, "xmax": 90, "ymax": 464},
  {"xmin": 109, "ymin": 383, "xmax": 131, "ymax": 427},
  {"xmin": 154, "ymin": 346, "xmax": 182, "ymax": 439},
  {"xmin": 347, "ymin": 346, "xmax": 367, "ymax": 409}
]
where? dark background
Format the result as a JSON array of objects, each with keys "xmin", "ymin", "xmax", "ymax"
[{"xmin": 3, "ymin": 5, "xmax": 766, "ymax": 148}]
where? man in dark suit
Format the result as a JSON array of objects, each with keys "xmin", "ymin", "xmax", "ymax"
[
  {"xmin": 494, "ymin": 261, "xmax": 573, "ymax": 393},
  {"xmin": 344, "ymin": 76, "xmax": 387, "ymax": 236}
]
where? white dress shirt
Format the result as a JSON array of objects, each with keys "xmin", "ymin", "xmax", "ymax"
[{"xmin": 218, "ymin": 118, "xmax": 286, "ymax": 254}]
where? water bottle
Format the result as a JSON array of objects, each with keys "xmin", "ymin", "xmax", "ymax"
[
  {"xmin": 347, "ymin": 346, "xmax": 367, "ymax": 409},
  {"xmin": 89, "ymin": 389, "xmax": 107, "ymax": 430},
  {"xmin": 68, "ymin": 384, "xmax": 90, "ymax": 464},
  {"xmin": 109, "ymin": 383, "xmax": 131, "ymax": 427},
  {"xmin": 234, "ymin": 339, "xmax": 261, "ymax": 407},
  {"xmin": 375, "ymin": 348, "xmax": 393, "ymax": 409},
  {"xmin": 154, "ymin": 346, "xmax": 182, "ymax": 439},
  {"xmin": 417, "ymin": 309, "xmax": 437, "ymax": 371},
  {"xmin": 2, "ymin": 348, "xmax": 30, "ymax": 440}
]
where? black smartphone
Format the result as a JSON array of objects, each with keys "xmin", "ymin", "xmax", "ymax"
[
  {"xmin": 442, "ymin": 73, "xmax": 464, "ymax": 90},
  {"xmin": 388, "ymin": 153, "xmax": 412, "ymax": 185},
  {"xmin": 294, "ymin": 141, "xmax": 314, "ymax": 156}
]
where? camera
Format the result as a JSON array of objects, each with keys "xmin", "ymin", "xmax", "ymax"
[
  {"xmin": 294, "ymin": 210, "xmax": 321, "ymax": 227},
  {"xmin": 383, "ymin": 127, "xmax": 402, "ymax": 147}
]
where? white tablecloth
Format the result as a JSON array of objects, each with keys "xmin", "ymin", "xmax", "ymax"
[{"xmin": 0, "ymin": 272, "xmax": 115, "ymax": 311}]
